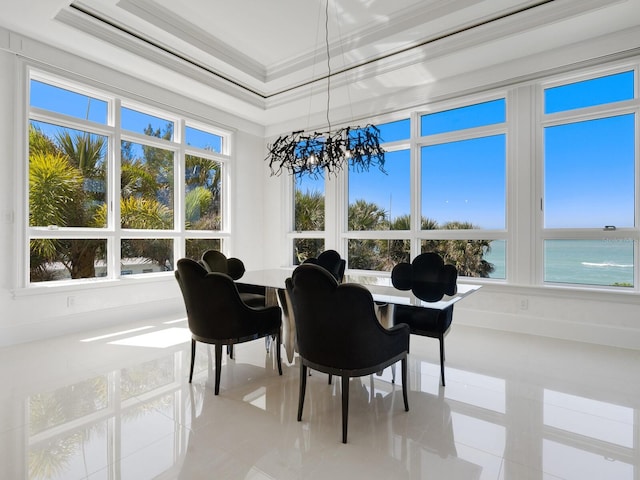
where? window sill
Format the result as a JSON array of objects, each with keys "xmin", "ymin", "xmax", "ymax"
[{"xmin": 11, "ymin": 272, "xmax": 176, "ymax": 298}]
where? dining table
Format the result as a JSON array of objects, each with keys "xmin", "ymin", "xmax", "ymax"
[{"xmin": 240, "ymin": 268, "xmax": 482, "ymax": 363}]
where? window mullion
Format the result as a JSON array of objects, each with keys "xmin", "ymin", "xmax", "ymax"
[
  {"xmin": 111, "ymin": 98, "xmax": 122, "ymax": 280},
  {"xmin": 175, "ymin": 119, "xmax": 186, "ymax": 260}
]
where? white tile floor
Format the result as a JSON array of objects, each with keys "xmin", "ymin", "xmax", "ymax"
[{"xmin": 1, "ymin": 317, "xmax": 639, "ymax": 480}]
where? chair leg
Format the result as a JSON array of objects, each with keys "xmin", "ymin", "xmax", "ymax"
[
  {"xmin": 401, "ymin": 356, "xmax": 409, "ymax": 412},
  {"xmin": 214, "ymin": 344, "xmax": 223, "ymax": 395},
  {"xmin": 328, "ymin": 374, "xmax": 332, "ymax": 385},
  {"xmin": 189, "ymin": 339, "xmax": 196, "ymax": 383},
  {"xmin": 227, "ymin": 344, "xmax": 234, "ymax": 359},
  {"xmin": 297, "ymin": 364, "xmax": 307, "ymax": 421},
  {"xmin": 275, "ymin": 332, "xmax": 282, "ymax": 375},
  {"xmin": 439, "ymin": 336, "xmax": 446, "ymax": 387},
  {"xmin": 391, "ymin": 363, "xmax": 396, "ymax": 384},
  {"xmin": 341, "ymin": 376, "xmax": 350, "ymax": 443}
]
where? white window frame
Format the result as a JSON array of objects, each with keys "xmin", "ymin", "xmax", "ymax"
[
  {"xmin": 535, "ymin": 63, "xmax": 640, "ymax": 290},
  {"xmin": 19, "ymin": 66, "xmax": 233, "ymax": 290}
]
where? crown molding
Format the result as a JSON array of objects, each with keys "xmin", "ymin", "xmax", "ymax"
[
  {"xmin": 116, "ymin": 0, "xmax": 266, "ymax": 82},
  {"xmin": 55, "ymin": 6, "xmax": 267, "ymax": 107}
]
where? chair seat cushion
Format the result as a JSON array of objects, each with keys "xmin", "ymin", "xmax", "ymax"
[
  {"xmin": 240, "ymin": 292, "xmax": 266, "ymax": 308},
  {"xmin": 393, "ymin": 304, "xmax": 453, "ymax": 338}
]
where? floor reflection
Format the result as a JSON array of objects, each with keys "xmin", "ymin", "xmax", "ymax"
[{"xmin": 0, "ymin": 320, "xmax": 637, "ymax": 479}]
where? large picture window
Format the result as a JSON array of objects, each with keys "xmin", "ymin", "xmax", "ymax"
[
  {"xmin": 292, "ymin": 172, "xmax": 325, "ymax": 264},
  {"xmin": 27, "ymin": 72, "xmax": 230, "ymax": 285},
  {"xmin": 346, "ymin": 119, "xmax": 412, "ymax": 272},
  {"xmin": 419, "ymin": 98, "xmax": 507, "ymax": 279},
  {"xmin": 338, "ymin": 107, "xmax": 507, "ymax": 278},
  {"xmin": 541, "ymin": 69, "xmax": 636, "ymax": 288},
  {"xmin": 280, "ymin": 62, "xmax": 640, "ymax": 292}
]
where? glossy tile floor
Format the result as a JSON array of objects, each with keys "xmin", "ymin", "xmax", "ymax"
[{"xmin": 1, "ymin": 317, "xmax": 639, "ymax": 480}]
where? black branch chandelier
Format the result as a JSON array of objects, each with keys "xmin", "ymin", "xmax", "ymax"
[{"xmin": 266, "ymin": 0, "xmax": 386, "ymax": 178}]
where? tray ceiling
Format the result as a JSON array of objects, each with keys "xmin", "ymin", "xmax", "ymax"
[{"xmin": 1, "ymin": 0, "xmax": 639, "ymax": 127}]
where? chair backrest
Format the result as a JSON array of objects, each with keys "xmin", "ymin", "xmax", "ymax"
[
  {"xmin": 175, "ymin": 258, "xmax": 255, "ymax": 340},
  {"xmin": 286, "ymin": 263, "xmax": 391, "ymax": 369},
  {"xmin": 391, "ymin": 252, "xmax": 457, "ymax": 302},
  {"xmin": 201, "ymin": 249, "xmax": 246, "ymax": 280},
  {"xmin": 302, "ymin": 249, "xmax": 346, "ymax": 283}
]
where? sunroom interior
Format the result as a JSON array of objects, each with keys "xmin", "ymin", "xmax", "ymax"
[
  {"xmin": 2, "ymin": 0, "xmax": 640, "ymax": 348},
  {"xmin": 2, "ymin": 2, "xmax": 640, "ymax": 479}
]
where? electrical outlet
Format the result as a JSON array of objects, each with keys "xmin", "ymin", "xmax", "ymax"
[
  {"xmin": 67, "ymin": 296, "xmax": 76, "ymax": 307},
  {"xmin": 519, "ymin": 298, "xmax": 529, "ymax": 310}
]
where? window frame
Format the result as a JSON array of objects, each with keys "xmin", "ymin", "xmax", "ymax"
[
  {"xmin": 20, "ymin": 67, "xmax": 232, "ymax": 289},
  {"xmin": 536, "ymin": 64, "xmax": 640, "ymax": 289},
  {"xmin": 336, "ymin": 94, "xmax": 509, "ymax": 278}
]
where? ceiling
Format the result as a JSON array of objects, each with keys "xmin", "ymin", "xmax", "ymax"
[{"xmin": 1, "ymin": 0, "xmax": 640, "ymax": 130}]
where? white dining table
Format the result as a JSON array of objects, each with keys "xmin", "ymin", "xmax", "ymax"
[{"xmin": 240, "ymin": 268, "xmax": 482, "ymax": 363}]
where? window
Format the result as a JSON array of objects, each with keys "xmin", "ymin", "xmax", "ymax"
[
  {"xmin": 346, "ymin": 120, "xmax": 411, "ymax": 272},
  {"xmin": 541, "ymin": 70, "xmax": 636, "ymax": 287},
  {"xmin": 292, "ymin": 172, "xmax": 325, "ymax": 264},
  {"xmin": 349, "ymin": 149, "xmax": 411, "ymax": 231},
  {"xmin": 337, "ymin": 107, "xmax": 507, "ymax": 278},
  {"xmin": 419, "ymin": 99, "xmax": 507, "ymax": 279},
  {"xmin": 285, "ymin": 61, "xmax": 640, "ymax": 291},
  {"xmin": 27, "ymin": 72, "xmax": 230, "ymax": 285}
]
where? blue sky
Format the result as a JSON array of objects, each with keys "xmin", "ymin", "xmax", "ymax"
[{"xmin": 30, "ymin": 80, "xmax": 222, "ymax": 154}]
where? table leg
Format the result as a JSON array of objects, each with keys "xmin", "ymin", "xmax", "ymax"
[{"xmin": 276, "ymin": 288, "xmax": 296, "ymax": 363}]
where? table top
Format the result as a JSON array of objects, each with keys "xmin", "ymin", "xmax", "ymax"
[{"xmin": 241, "ymin": 268, "xmax": 481, "ymax": 310}]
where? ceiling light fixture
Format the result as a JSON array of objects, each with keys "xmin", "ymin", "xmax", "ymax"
[{"xmin": 265, "ymin": 0, "xmax": 386, "ymax": 178}]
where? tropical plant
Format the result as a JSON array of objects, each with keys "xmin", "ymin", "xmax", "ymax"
[
  {"xmin": 185, "ymin": 154, "xmax": 221, "ymax": 230},
  {"xmin": 348, "ymin": 199, "xmax": 388, "ymax": 231},
  {"xmin": 422, "ymin": 221, "xmax": 495, "ymax": 277},
  {"xmin": 29, "ymin": 150, "xmax": 84, "ymax": 229},
  {"xmin": 294, "ymin": 189, "xmax": 496, "ymax": 276},
  {"xmin": 28, "ymin": 121, "xmax": 181, "ymax": 281},
  {"xmin": 28, "ymin": 124, "xmax": 109, "ymax": 280},
  {"xmin": 295, "ymin": 188, "xmax": 324, "ymax": 231},
  {"xmin": 292, "ymin": 188, "xmax": 326, "ymax": 264}
]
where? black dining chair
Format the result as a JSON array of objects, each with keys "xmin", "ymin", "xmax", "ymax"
[
  {"xmin": 302, "ymin": 249, "xmax": 346, "ymax": 283},
  {"xmin": 286, "ymin": 263, "xmax": 410, "ymax": 443},
  {"xmin": 200, "ymin": 249, "xmax": 266, "ymax": 308},
  {"xmin": 391, "ymin": 252, "xmax": 458, "ymax": 386},
  {"xmin": 175, "ymin": 258, "xmax": 282, "ymax": 395}
]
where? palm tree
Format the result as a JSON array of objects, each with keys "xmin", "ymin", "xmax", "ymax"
[
  {"xmin": 382, "ymin": 214, "xmax": 412, "ymax": 268},
  {"xmin": 348, "ymin": 199, "xmax": 387, "ymax": 231},
  {"xmin": 436, "ymin": 221, "xmax": 495, "ymax": 277},
  {"xmin": 347, "ymin": 200, "xmax": 388, "ymax": 270},
  {"xmin": 28, "ymin": 130, "xmax": 92, "ymax": 280},
  {"xmin": 293, "ymin": 188, "xmax": 325, "ymax": 263},
  {"xmin": 295, "ymin": 188, "xmax": 324, "ymax": 231},
  {"xmin": 185, "ymin": 154, "xmax": 221, "ymax": 230},
  {"xmin": 29, "ymin": 150, "xmax": 83, "ymax": 229},
  {"xmin": 29, "ymin": 122, "xmax": 177, "ymax": 280},
  {"xmin": 29, "ymin": 124, "xmax": 109, "ymax": 279},
  {"xmin": 55, "ymin": 129, "xmax": 107, "ymax": 278},
  {"xmin": 29, "ymin": 150, "xmax": 82, "ymax": 280}
]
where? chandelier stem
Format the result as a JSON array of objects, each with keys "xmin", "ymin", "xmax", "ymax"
[{"xmin": 325, "ymin": 0, "xmax": 331, "ymax": 133}]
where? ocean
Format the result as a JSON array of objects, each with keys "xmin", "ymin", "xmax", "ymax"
[{"xmin": 484, "ymin": 239, "xmax": 634, "ymax": 287}]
